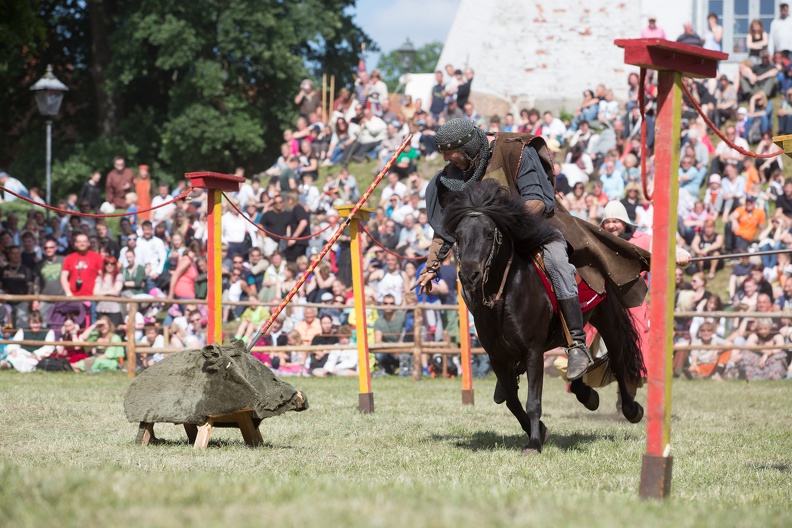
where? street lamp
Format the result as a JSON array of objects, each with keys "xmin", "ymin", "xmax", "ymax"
[
  {"xmin": 30, "ymin": 65, "xmax": 68, "ymax": 216},
  {"xmin": 397, "ymin": 38, "xmax": 416, "ymax": 74}
]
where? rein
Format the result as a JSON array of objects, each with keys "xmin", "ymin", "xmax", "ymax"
[{"xmin": 464, "ymin": 212, "xmax": 514, "ymax": 308}]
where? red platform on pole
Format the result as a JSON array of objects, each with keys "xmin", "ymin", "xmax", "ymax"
[{"xmin": 614, "ymin": 39, "xmax": 726, "ymax": 500}]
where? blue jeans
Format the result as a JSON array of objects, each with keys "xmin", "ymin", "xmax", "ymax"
[{"xmin": 761, "ymin": 240, "xmax": 782, "ymax": 268}]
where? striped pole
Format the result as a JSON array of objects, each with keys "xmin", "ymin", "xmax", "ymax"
[{"xmin": 247, "ymin": 134, "xmax": 413, "ymax": 351}]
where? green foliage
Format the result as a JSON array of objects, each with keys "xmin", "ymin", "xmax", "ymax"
[
  {"xmin": 1, "ymin": 0, "xmax": 373, "ymax": 197},
  {"xmin": 376, "ymin": 41, "xmax": 443, "ymax": 92}
]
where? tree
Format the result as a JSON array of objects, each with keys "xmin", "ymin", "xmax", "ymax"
[
  {"xmin": 1, "ymin": 0, "xmax": 373, "ymax": 194},
  {"xmin": 375, "ymin": 41, "xmax": 443, "ymax": 93}
]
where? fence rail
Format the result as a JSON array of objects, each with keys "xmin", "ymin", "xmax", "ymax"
[{"xmin": 0, "ymin": 293, "xmax": 487, "ymax": 378}]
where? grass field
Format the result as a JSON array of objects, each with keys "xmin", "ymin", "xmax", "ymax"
[{"xmin": 0, "ymin": 373, "xmax": 790, "ymax": 528}]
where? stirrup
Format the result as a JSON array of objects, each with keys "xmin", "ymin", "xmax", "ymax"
[{"xmin": 566, "ymin": 342, "xmax": 593, "ymax": 381}]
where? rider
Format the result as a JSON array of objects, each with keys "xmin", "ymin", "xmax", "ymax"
[{"xmin": 414, "ymin": 118, "xmax": 593, "ymax": 383}]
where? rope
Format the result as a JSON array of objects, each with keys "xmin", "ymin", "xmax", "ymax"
[
  {"xmin": 680, "ymin": 79, "xmax": 783, "ymax": 159},
  {"xmin": 0, "ymin": 185, "xmax": 194, "ymax": 218},
  {"xmin": 360, "ymin": 225, "xmax": 428, "ymax": 261},
  {"xmin": 220, "ymin": 191, "xmax": 338, "ymax": 241},
  {"xmin": 639, "ymin": 67, "xmax": 653, "ymax": 201}
]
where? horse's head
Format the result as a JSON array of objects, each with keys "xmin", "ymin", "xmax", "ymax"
[{"xmin": 454, "ymin": 213, "xmax": 500, "ymax": 291}]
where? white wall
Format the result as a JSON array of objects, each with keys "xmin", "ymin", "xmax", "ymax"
[{"xmin": 436, "ymin": 0, "xmax": 700, "ymax": 115}]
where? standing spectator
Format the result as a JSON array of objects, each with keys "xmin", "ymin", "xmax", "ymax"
[
  {"xmin": 0, "ymin": 245, "xmax": 34, "ymax": 328},
  {"xmin": 168, "ymin": 240, "xmax": 201, "ymax": 303},
  {"xmin": 120, "ymin": 249, "xmax": 147, "ymax": 297},
  {"xmin": 20, "ymin": 231, "xmax": 41, "ymax": 270},
  {"xmin": 135, "ymin": 165, "xmax": 153, "ymax": 221},
  {"xmin": 768, "ymin": 3, "xmax": 792, "ymax": 57},
  {"xmin": 294, "ymin": 79, "xmax": 320, "ymax": 120},
  {"xmin": 32, "ymin": 238, "xmax": 65, "ymax": 325},
  {"xmin": 676, "ymin": 23, "xmax": 703, "ymax": 46},
  {"xmin": 429, "ymin": 71, "xmax": 445, "ymax": 121},
  {"xmin": 222, "ymin": 199, "xmax": 249, "ymax": 259},
  {"xmin": 456, "ymin": 68, "xmax": 474, "ymax": 108},
  {"xmin": 79, "ymin": 171, "xmax": 103, "ymax": 211},
  {"xmin": 641, "ymin": 15, "xmax": 666, "ymax": 39},
  {"xmin": 703, "ymin": 13, "xmax": 723, "ymax": 52},
  {"xmin": 727, "ymin": 196, "xmax": 766, "ymax": 252},
  {"xmin": 283, "ymin": 192, "xmax": 310, "ymax": 262},
  {"xmin": 747, "ymin": 19, "xmax": 769, "ymax": 63},
  {"xmin": 135, "ymin": 221, "xmax": 167, "ymax": 291},
  {"xmin": 93, "ymin": 256, "xmax": 123, "ymax": 327},
  {"xmin": 105, "ymin": 156, "xmax": 134, "ymax": 210},
  {"xmin": 150, "ymin": 182, "xmax": 176, "ymax": 230}
]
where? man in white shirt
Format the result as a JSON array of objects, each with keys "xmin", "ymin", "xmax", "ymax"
[
  {"xmin": 379, "ymin": 172, "xmax": 407, "ymax": 207},
  {"xmin": 540, "ymin": 111, "xmax": 567, "ymax": 142},
  {"xmin": 150, "ymin": 182, "xmax": 176, "ymax": 230},
  {"xmin": 711, "ymin": 125, "xmax": 749, "ymax": 176},
  {"xmin": 222, "ymin": 199, "xmax": 249, "ymax": 259},
  {"xmin": 135, "ymin": 220, "xmax": 167, "ymax": 291},
  {"xmin": 349, "ymin": 108, "xmax": 387, "ymax": 162},
  {"xmin": 769, "ymin": 3, "xmax": 792, "ymax": 56}
]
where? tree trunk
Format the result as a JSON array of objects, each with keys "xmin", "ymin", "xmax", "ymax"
[{"xmin": 88, "ymin": 0, "xmax": 118, "ymax": 135}]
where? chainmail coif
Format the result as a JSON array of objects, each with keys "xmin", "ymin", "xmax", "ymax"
[{"xmin": 435, "ymin": 118, "xmax": 491, "ymax": 191}]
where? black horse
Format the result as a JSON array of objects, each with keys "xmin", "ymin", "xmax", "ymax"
[{"xmin": 443, "ymin": 180, "xmax": 645, "ymax": 454}]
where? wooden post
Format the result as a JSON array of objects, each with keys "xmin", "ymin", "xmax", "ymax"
[
  {"xmin": 185, "ymin": 172, "xmax": 245, "ymax": 346},
  {"xmin": 614, "ymin": 38, "xmax": 726, "ymax": 501},
  {"xmin": 412, "ymin": 307, "xmax": 423, "ymax": 381},
  {"xmin": 334, "ymin": 204, "xmax": 375, "ymax": 413},
  {"xmin": 322, "ymin": 73, "xmax": 327, "ymax": 124},
  {"xmin": 329, "ymin": 75, "xmax": 335, "ymax": 122},
  {"xmin": 458, "ymin": 282, "xmax": 474, "ymax": 405},
  {"xmin": 127, "ymin": 302, "xmax": 138, "ymax": 378}
]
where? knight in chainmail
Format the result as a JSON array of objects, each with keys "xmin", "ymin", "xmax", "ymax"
[{"xmin": 416, "ymin": 118, "xmax": 593, "ymax": 397}]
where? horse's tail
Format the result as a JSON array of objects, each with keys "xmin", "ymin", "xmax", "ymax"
[{"xmin": 600, "ymin": 282, "xmax": 646, "ymax": 382}]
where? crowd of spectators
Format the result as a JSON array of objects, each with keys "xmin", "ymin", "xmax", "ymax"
[{"xmin": 2, "ymin": 9, "xmax": 792, "ymax": 380}]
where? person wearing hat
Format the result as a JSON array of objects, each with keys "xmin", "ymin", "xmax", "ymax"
[
  {"xmin": 415, "ymin": 118, "xmax": 651, "ymax": 392},
  {"xmin": 641, "ymin": 15, "xmax": 666, "ymax": 39}
]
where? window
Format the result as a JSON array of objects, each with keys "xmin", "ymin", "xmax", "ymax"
[{"xmin": 710, "ymin": 0, "xmax": 778, "ymax": 60}]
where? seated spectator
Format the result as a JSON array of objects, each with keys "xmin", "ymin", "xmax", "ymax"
[
  {"xmin": 234, "ymin": 304, "xmax": 271, "ymax": 345},
  {"xmin": 737, "ymin": 51, "xmax": 779, "ymax": 101},
  {"xmin": 687, "ymin": 322, "xmax": 731, "ymax": 379},
  {"xmin": 676, "ymin": 23, "xmax": 703, "ymax": 46},
  {"xmin": 272, "ymin": 330, "xmax": 306, "ymax": 376},
  {"xmin": 726, "ymin": 196, "xmax": 766, "ymax": 252},
  {"xmin": 312, "ymin": 325, "xmax": 356, "ymax": 377},
  {"xmin": 373, "ymin": 293, "xmax": 406, "ymax": 375},
  {"xmin": 563, "ymin": 143, "xmax": 593, "ymax": 186},
  {"xmin": 711, "ymin": 126, "xmax": 748, "ymax": 177},
  {"xmin": 600, "ymin": 159, "xmax": 625, "ymax": 201},
  {"xmin": 690, "ymin": 219, "xmax": 724, "ymax": 279},
  {"xmin": 308, "ymin": 315, "xmax": 338, "ymax": 373},
  {"xmin": 717, "ymin": 164, "xmax": 747, "ymax": 222},
  {"xmin": 756, "ymin": 134, "xmax": 784, "ymax": 183},
  {"xmin": 295, "ymin": 307, "xmax": 321, "ymax": 344},
  {"xmin": 732, "ymin": 276, "xmax": 760, "ymax": 310},
  {"xmin": 138, "ymin": 323, "xmax": 165, "ymax": 369},
  {"xmin": 564, "ymin": 182, "xmax": 588, "ymax": 220},
  {"xmin": 3, "ymin": 311, "xmax": 55, "ymax": 373},
  {"xmin": 738, "ymin": 318, "xmax": 788, "ymax": 380},
  {"xmin": 540, "ymin": 111, "xmax": 566, "ymax": 141},
  {"xmin": 745, "ymin": 91, "xmax": 773, "ymax": 142},
  {"xmin": 53, "ymin": 317, "xmax": 88, "ymax": 372},
  {"xmin": 93, "ymin": 256, "xmax": 124, "ymax": 327},
  {"xmin": 78, "ymin": 316, "xmax": 125, "ymax": 372},
  {"xmin": 713, "ymin": 75, "xmax": 737, "ymax": 127},
  {"xmin": 689, "ymin": 294, "xmax": 727, "ymax": 339}
]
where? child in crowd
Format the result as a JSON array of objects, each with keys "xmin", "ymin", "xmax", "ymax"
[
  {"xmin": 125, "ymin": 192, "xmax": 139, "ymax": 230},
  {"xmin": 139, "ymin": 323, "xmax": 165, "ymax": 368}
]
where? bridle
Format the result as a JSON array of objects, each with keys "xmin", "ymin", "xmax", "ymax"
[{"xmin": 461, "ymin": 212, "xmax": 514, "ymax": 308}]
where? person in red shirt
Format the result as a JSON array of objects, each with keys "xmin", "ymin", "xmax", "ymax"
[{"xmin": 60, "ymin": 233, "xmax": 104, "ymax": 298}]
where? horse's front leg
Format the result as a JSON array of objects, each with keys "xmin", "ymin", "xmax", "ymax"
[
  {"xmin": 524, "ymin": 352, "xmax": 547, "ymax": 454},
  {"xmin": 490, "ymin": 359, "xmax": 532, "ymax": 440}
]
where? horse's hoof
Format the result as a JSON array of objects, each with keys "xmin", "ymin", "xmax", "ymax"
[
  {"xmin": 522, "ymin": 446, "xmax": 541, "ymax": 456},
  {"xmin": 540, "ymin": 422, "xmax": 549, "ymax": 446},
  {"xmin": 624, "ymin": 402, "xmax": 644, "ymax": 424},
  {"xmin": 584, "ymin": 389, "xmax": 599, "ymax": 411}
]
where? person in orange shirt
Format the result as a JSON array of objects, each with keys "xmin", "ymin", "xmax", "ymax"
[
  {"xmin": 135, "ymin": 165, "xmax": 153, "ymax": 221},
  {"xmin": 728, "ymin": 195, "xmax": 767, "ymax": 252}
]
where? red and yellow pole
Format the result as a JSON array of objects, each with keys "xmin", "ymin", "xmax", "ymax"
[
  {"xmin": 639, "ymin": 70, "xmax": 681, "ymax": 499},
  {"xmin": 458, "ymin": 282, "xmax": 474, "ymax": 405},
  {"xmin": 336, "ymin": 205, "xmax": 375, "ymax": 412},
  {"xmin": 206, "ymin": 189, "xmax": 224, "ymax": 344}
]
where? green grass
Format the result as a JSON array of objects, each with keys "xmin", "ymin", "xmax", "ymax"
[{"xmin": 0, "ymin": 373, "xmax": 790, "ymax": 527}]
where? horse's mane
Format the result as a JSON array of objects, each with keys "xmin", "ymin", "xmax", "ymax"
[{"xmin": 442, "ymin": 179, "xmax": 562, "ymax": 256}]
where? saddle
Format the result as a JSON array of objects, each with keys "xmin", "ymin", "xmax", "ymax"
[{"xmin": 531, "ymin": 252, "xmax": 606, "ymax": 344}]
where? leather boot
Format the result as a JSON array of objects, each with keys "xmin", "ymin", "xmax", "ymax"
[{"xmin": 558, "ymin": 297, "xmax": 592, "ymax": 381}]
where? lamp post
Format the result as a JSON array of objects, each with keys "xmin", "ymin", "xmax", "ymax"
[
  {"xmin": 30, "ymin": 65, "xmax": 68, "ymax": 217},
  {"xmin": 397, "ymin": 38, "xmax": 416, "ymax": 74}
]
